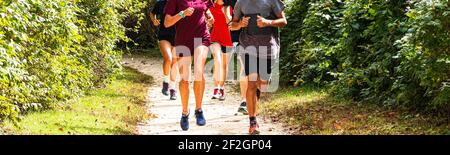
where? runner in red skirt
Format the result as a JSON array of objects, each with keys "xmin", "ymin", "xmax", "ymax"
[{"xmin": 210, "ymin": 0, "xmax": 233, "ymax": 101}]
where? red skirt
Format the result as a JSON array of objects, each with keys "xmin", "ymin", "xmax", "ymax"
[{"xmin": 210, "ymin": 3, "xmax": 232, "ymax": 47}]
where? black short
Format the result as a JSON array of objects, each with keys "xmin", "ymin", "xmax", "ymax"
[
  {"xmin": 220, "ymin": 46, "xmax": 233, "ymax": 53},
  {"xmin": 158, "ymin": 34, "xmax": 175, "ymax": 45},
  {"xmin": 241, "ymin": 54, "xmax": 275, "ymax": 81},
  {"xmin": 231, "ymin": 30, "xmax": 240, "ymax": 43}
]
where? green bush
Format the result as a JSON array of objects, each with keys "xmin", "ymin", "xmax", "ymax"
[
  {"xmin": 331, "ymin": 0, "xmax": 409, "ymax": 104},
  {"xmin": 393, "ymin": 0, "xmax": 450, "ymax": 108},
  {"xmin": 123, "ymin": 0, "xmax": 158, "ymax": 49},
  {"xmin": 0, "ymin": 0, "xmax": 146, "ymax": 122},
  {"xmin": 279, "ymin": 0, "xmax": 312, "ymax": 85},
  {"xmin": 296, "ymin": 0, "xmax": 343, "ymax": 85},
  {"xmin": 281, "ymin": 0, "xmax": 450, "ymax": 110}
]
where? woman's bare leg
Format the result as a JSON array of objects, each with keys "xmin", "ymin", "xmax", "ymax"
[
  {"xmin": 211, "ymin": 43, "xmax": 222, "ymax": 88},
  {"xmin": 219, "ymin": 52, "xmax": 229, "ymax": 87},
  {"xmin": 246, "ymin": 73, "xmax": 259, "ymax": 118},
  {"xmin": 159, "ymin": 41, "xmax": 173, "ymax": 78},
  {"xmin": 178, "ymin": 56, "xmax": 192, "ymax": 115},
  {"xmin": 240, "ymin": 71, "xmax": 248, "ymax": 100},
  {"xmin": 170, "ymin": 47, "xmax": 178, "ymax": 86},
  {"xmin": 193, "ymin": 46, "xmax": 209, "ymax": 110}
]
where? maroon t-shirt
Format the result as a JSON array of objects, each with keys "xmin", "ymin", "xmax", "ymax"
[{"xmin": 164, "ymin": 0, "xmax": 213, "ymax": 56}]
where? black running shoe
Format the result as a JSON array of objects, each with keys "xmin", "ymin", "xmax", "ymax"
[
  {"xmin": 249, "ymin": 118, "xmax": 260, "ymax": 135},
  {"xmin": 170, "ymin": 89, "xmax": 177, "ymax": 100},
  {"xmin": 238, "ymin": 101, "xmax": 248, "ymax": 115},
  {"xmin": 162, "ymin": 82, "xmax": 169, "ymax": 96}
]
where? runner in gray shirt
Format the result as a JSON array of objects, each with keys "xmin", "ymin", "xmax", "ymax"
[{"xmin": 230, "ymin": 0, "xmax": 287, "ymax": 135}]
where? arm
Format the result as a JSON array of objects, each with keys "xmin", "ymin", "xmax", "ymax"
[
  {"xmin": 205, "ymin": 9, "xmax": 215, "ymax": 29},
  {"xmin": 230, "ymin": 16, "xmax": 241, "ymax": 31},
  {"xmin": 150, "ymin": 12, "xmax": 160, "ymax": 27},
  {"xmin": 230, "ymin": 0, "xmax": 245, "ymax": 31},
  {"xmin": 257, "ymin": 0, "xmax": 287, "ymax": 28},
  {"xmin": 150, "ymin": 2, "xmax": 161, "ymax": 27},
  {"xmin": 224, "ymin": 6, "xmax": 232, "ymax": 24},
  {"xmin": 256, "ymin": 11, "xmax": 287, "ymax": 28},
  {"xmin": 230, "ymin": 15, "xmax": 249, "ymax": 31},
  {"xmin": 164, "ymin": 14, "xmax": 182, "ymax": 28},
  {"xmin": 164, "ymin": 7, "xmax": 194, "ymax": 28}
]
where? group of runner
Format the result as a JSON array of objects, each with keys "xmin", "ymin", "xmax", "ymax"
[{"xmin": 150, "ymin": 0, "xmax": 287, "ymax": 135}]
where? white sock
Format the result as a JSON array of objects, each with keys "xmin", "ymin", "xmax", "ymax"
[
  {"xmin": 215, "ymin": 86, "xmax": 221, "ymax": 90},
  {"xmin": 163, "ymin": 75, "xmax": 169, "ymax": 83},
  {"xmin": 219, "ymin": 86, "xmax": 224, "ymax": 90},
  {"xmin": 169, "ymin": 81, "xmax": 176, "ymax": 90}
]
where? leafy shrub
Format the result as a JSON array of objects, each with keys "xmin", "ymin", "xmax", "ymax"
[
  {"xmin": 281, "ymin": 0, "xmax": 450, "ymax": 110},
  {"xmin": 122, "ymin": 0, "xmax": 158, "ymax": 49},
  {"xmin": 296, "ymin": 0, "xmax": 343, "ymax": 85},
  {"xmin": 279, "ymin": 0, "xmax": 312, "ymax": 84},
  {"xmin": 393, "ymin": 0, "xmax": 450, "ymax": 108},
  {"xmin": 331, "ymin": 0, "xmax": 409, "ymax": 104},
  {"xmin": 0, "ymin": 0, "xmax": 146, "ymax": 122}
]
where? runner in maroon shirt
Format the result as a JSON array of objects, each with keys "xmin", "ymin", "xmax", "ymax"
[{"xmin": 164, "ymin": 0, "xmax": 215, "ymax": 131}]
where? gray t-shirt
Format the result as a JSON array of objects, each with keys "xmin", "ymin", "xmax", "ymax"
[{"xmin": 234, "ymin": 0, "xmax": 285, "ymax": 59}]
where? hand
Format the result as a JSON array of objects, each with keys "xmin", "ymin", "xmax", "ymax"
[
  {"xmin": 206, "ymin": 14, "xmax": 215, "ymax": 29},
  {"xmin": 257, "ymin": 15, "xmax": 271, "ymax": 28},
  {"xmin": 226, "ymin": 15, "xmax": 232, "ymax": 24},
  {"xmin": 240, "ymin": 17, "xmax": 250, "ymax": 28},
  {"xmin": 184, "ymin": 7, "xmax": 194, "ymax": 17},
  {"xmin": 152, "ymin": 19, "xmax": 160, "ymax": 26}
]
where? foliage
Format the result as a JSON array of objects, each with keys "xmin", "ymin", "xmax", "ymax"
[
  {"xmin": 123, "ymin": 0, "xmax": 158, "ymax": 49},
  {"xmin": 279, "ymin": 0, "xmax": 312, "ymax": 84},
  {"xmin": 393, "ymin": 0, "xmax": 450, "ymax": 108},
  {"xmin": 0, "ymin": 0, "xmax": 147, "ymax": 122},
  {"xmin": 2, "ymin": 67, "xmax": 151, "ymax": 135},
  {"xmin": 288, "ymin": 0, "xmax": 344, "ymax": 86},
  {"xmin": 281, "ymin": 0, "xmax": 450, "ymax": 110}
]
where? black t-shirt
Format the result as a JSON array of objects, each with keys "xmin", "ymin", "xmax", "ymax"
[
  {"xmin": 223, "ymin": 0, "xmax": 236, "ymax": 8},
  {"xmin": 223, "ymin": 0, "xmax": 240, "ymax": 42},
  {"xmin": 151, "ymin": 0, "xmax": 176, "ymax": 36}
]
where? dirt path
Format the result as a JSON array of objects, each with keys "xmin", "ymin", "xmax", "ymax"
[{"xmin": 123, "ymin": 55, "xmax": 286, "ymax": 135}]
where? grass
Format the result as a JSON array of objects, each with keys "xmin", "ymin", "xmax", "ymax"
[
  {"xmin": 260, "ymin": 86, "xmax": 450, "ymax": 135},
  {"xmin": 1, "ymin": 67, "xmax": 152, "ymax": 135}
]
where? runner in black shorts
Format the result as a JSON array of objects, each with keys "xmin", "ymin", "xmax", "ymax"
[
  {"xmin": 150, "ymin": 0, "xmax": 178, "ymax": 100},
  {"xmin": 231, "ymin": 0, "xmax": 287, "ymax": 135},
  {"xmin": 224, "ymin": 0, "xmax": 248, "ymax": 115}
]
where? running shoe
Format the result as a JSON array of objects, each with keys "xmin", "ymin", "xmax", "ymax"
[
  {"xmin": 169, "ymin": 89, "xmax": 177, "ymax": 100},
  {"xmin": 162, "ymin": 82, "xmax": 169, "ymax": 96},
  {"xmin": 195, "ymin": 109, "xmax": 206, "ymax": 126},
  {"xmin": 238, "ymin": 101, "xmax": 248, "ymax": 115},
  {"xmin": 218, "ymin": 89, "xmax": 226, "ymax": 101},
  {"xmin": 180, "ymin": 113, "xmax": 189, "ymax": 131},
  {"xmin": 249, "ymin": 119, "xmax": 260, "ymax": 135},
  {"xmin": 211, "ymin": 88, "xmax": 220, "ymax": 99}
]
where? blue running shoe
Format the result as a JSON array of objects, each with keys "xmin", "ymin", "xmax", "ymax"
[
  {"xmin": 195, "ymin": 109, "xmax": 206, "ymax": 126},
  {"xmin": 180, "ymin": 113, "xmax": 189, "ymax": 131}
]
